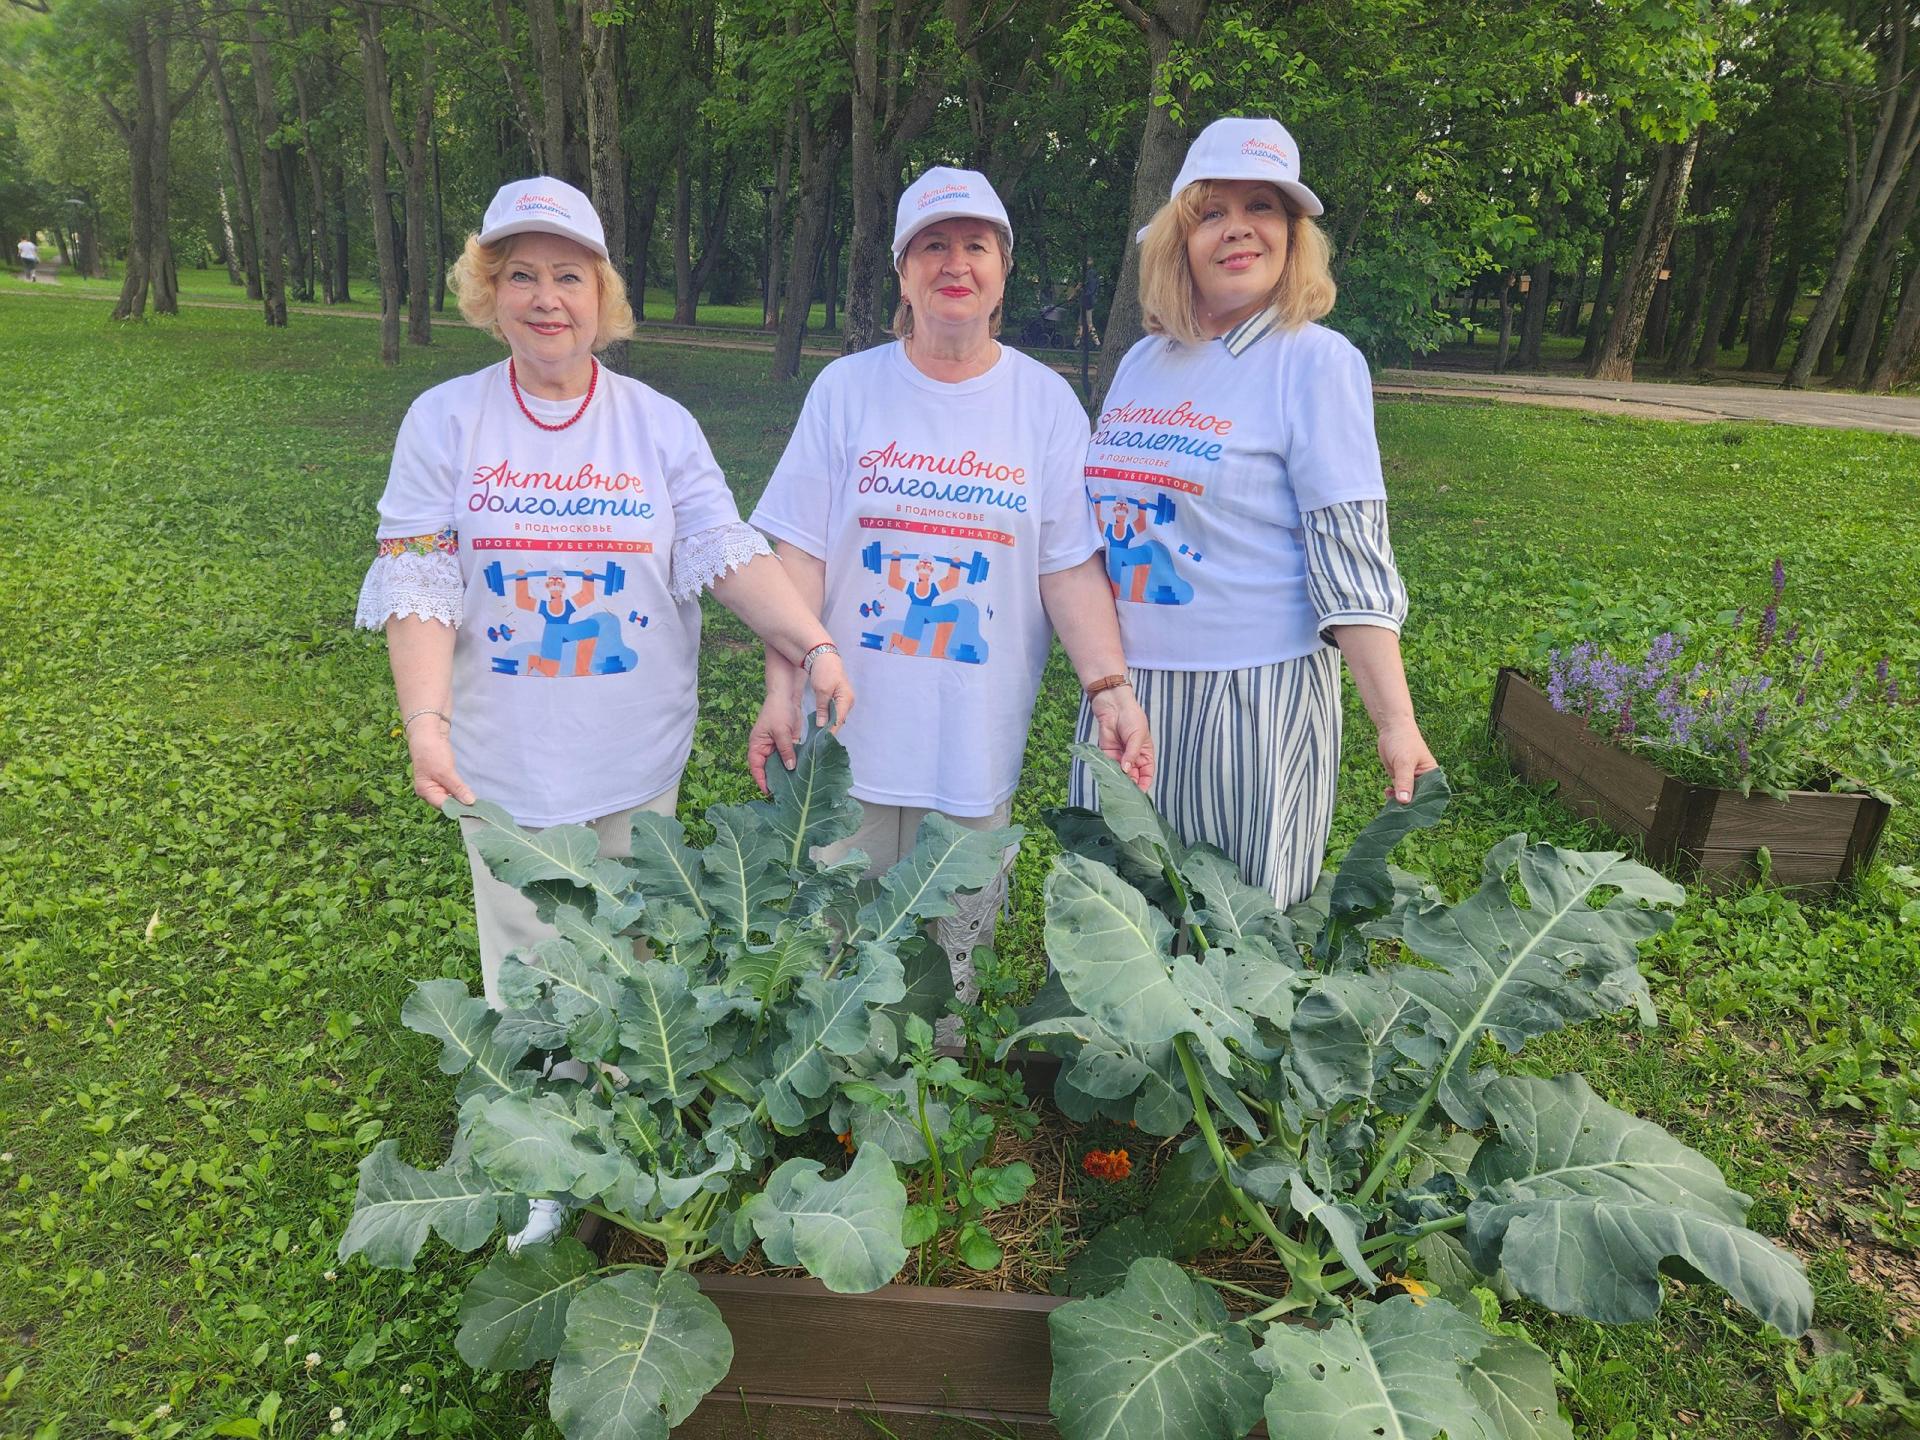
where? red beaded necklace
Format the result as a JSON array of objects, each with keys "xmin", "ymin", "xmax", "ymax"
[{"xmin": 508, "ymin": 357, "xmax": 598, "ymax": 431}]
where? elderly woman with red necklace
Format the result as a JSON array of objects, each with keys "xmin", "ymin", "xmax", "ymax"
[
  {"xmin": 749, "ymin": 167, "xmax": 1152, "ymax": 1009},
  {"xmin": 1069, "ymin": 118, "xmax": 1437, "ymax": 905},
  {"xmin": 354, "ymin": 180, "xmax": 853, "ymax": 1249}
]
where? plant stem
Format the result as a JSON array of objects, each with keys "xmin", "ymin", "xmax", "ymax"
[
  {"xmin": 1196, "ymin": 1274, "xmax": 1286, "ymax": 1306},
  {"xmin": 916, "ymin": 1085, "xmax": 947, "ymax": 1217},
  {"xmin": 1173, "ymin": 1036, "xmax": 1324, "ymax": 1288},
  {"xmin": 1360, "ymin": 1214, "xmax": 1466, "ymax": 1257}
]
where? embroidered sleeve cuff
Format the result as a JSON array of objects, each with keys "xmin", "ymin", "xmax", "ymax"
[
  {"xmin": 669, "ymin": 521, "xmax": 771, "ymax": 602},
  {"xmin": 1304, "ymin": 499, "xmax": 1407, "ymax": 646},
  {"xmin": 355, "ymin": 539, "xmax": 464, "ymax": 630}
]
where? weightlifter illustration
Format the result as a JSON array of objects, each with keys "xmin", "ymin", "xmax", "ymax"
[
  {"xmin": 1090, "ymin": 489, "xmax": 1194, "ymax": 606},
  {"xmin": 478, "ymin": 557, "xmax": 643, "ymax": 678},
  {"xmin": 855, "ymin": 540, "xmax": 991, "ymax": 664}
]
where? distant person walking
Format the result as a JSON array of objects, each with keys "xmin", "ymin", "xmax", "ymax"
[{"xmin": 17, "ymin": 237, "xmax": 38, "ymax": 282}]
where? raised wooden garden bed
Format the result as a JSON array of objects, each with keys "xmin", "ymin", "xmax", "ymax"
[
  {"xmin": 577, "ymin": 1051, "xmax": 1273, "ymax": 1438},
  {"xmin": 1490, "ymin": 667, "xmax": 1891, "ymax": 895}
]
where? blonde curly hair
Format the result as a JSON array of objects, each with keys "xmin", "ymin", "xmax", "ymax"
[
  {"xmin": 449, "ymin": 233, "xmax": 635, "ymax": 351},
  {"xmin": 1137, "ymin": 180, "xmax": 1335, "ymax": 344}
]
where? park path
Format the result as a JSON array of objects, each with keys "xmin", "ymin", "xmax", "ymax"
[
  {"xmin": 1374, "ymin": 367, "xmax": 1920, "ymax": 438},
  {"xmin": 10, "ymin": 282, "xmax": 1920, "ymax": 436}
]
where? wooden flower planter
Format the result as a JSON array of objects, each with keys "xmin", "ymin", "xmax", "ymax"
[
  {"xmin": 576, "ymin": 1051, "xmax": 1274, "ymax": 1437},
  {"xmin": 1490, "ymin": 668, "xmax": 1891, "ymax": 895}
]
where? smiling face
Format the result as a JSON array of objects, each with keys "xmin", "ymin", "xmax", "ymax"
[
  {"xmin": 915, "ymin": 558, "xmax": 935, "ymax": 583},
  {"xmin": 494, "ymin": 233, "xmax": 601, "ymax": 374},
  {"xmin": 898, "ymin": 220, "xmax": 1007, "ymax": 339},
  {"xmin": 1185, "ymin": 180, "xmax": 1292, "ymax": 331}
]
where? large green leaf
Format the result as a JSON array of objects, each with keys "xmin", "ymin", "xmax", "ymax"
[
  {"xmin": 743, "ymin": 1144, "xmax": 907, "ymax": 1293},
  {"xmin": 1464, "ymin": 1333, "xmax": 1575, "ymax": 1440},
  {"xmin": 455, "ymin": 1237, "xmax": 598, "ymax": 1371},
  {"xmin": 616, "ymin": 960, "xmax": 713, "ymax": 1100},
  {"xmin": 1069, "ymin": 744, "xmax": 1184, "ymax": 869},
  {"xmin": 400, "ymin": 980, "xmax": 532, "ymax": 1105},
  {"xmin": 1142, "ymin": 1144, "xmax": 1235, "ymax": 1258},
  {"xmin": 702, "ymin": 804, "xmax": 789, "ymax": 941},
  {"xmin": 552, "ymin": 904, "xmax": 644, "ymax": 981},
  {"xmin": 1393, "ymin": 838, "xmax": 1682, "ymax": 1122},
  {"xmin": 855, "ymin": 813, "xmax": 1020, "ymax": 945},
  {"xmin": 1253, "ymin": 1294, "xmax": 1496, "ymax": 1440},
  {"xmin": 1323, "ymin": 768, "xmax": 1451, "ymax": 938},
  {"xmin": 725, "ymin": 920, "xmax": 831, "ymax": 1005},
  {"xmin": 1048, "ymin": 1257, "xmax": 1265, "ymax": 1440},
  {"xmin": 761, "ymin": 951, "xmax": 906, "ymax": 1127},
  {"xmin": 498, "ymin": 937, "xmax": 620, "ymax": 1029},
  {"xmin": 548, "ymin": 1268, "xmax": 733, "ymax": 1440},
  {"xmin": 1058, "ymin": 1215, "xmax": 1170, "ymax": 1298},
  {"xmin": 468, "ymin": 1091, "xmax": 621, "ymax": 1197},
  {"xmin": 624, "ymin": 813, "xmax": 710, "ymax": 922},
  {"xmin": 1049, "ymin": 804, "xmax": 1178, "ymax": 907},
  {"xmin": 1043, "ymin": 854, "xmax": 1243, "ymax": 1073},
  {"xmin": 762, "ymin": 724, "xmax": 865, "ymax": 868},
  {"xmin": 1465, "ymin": 1074, "xmax": 1812, "ymax": 1336},
  {"xmin": 1181, "ymin": 847, "xmax": 1295, "ymax": 952},
  {"xmin": 338, "ymin": 1140, "xmax": 523, "ymax": 1271},
  {"xmin": 449, "ymin": 798, "xmax": 637, "ymax": 914}
]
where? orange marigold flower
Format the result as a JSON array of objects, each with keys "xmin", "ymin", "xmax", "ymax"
[
  {"xmin": 836, "ymin": 1131, "xmax": 855, "ymax": 1155},
  {"xmin": 1081, "ymin": 1148, "xmax": 1132, "ymax": 1182}
]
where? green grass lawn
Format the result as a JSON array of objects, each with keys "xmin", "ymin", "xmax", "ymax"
[{"xmin": 2, "ymin": 290, "xmax": 1918, "ymax": 1439}]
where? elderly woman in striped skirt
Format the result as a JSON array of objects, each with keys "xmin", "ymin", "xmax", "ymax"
[{"xmin": 1070, "ymin": 116, "xmax": 1436, "ymax": 904}]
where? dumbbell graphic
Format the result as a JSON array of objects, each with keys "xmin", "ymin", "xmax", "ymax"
[
  {"xmin": 858, "ymin": 540, "xmax": 990, "ymax": 585},
  {"xmin": 482, "ymin": 558, "xmax": 628, "ymax": 597},
  {"xmin": 1090, "ymin": 491, "xmax": 1176, "ymax": 524}
]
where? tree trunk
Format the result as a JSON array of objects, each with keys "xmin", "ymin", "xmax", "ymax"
[
  {"xmin": 628, "ymin": 179, "xmax": 661, "ymax": 319},
  {"xmin": 1787, "ymin": 29, "xmax": 1920, "ymax": 387},
  {"xmin": 672, "ymin": 149, "xmax": 695, "ymax": 323},
  {"xmin": 108, "ymin": 13, "xmax": 205, "ymax": 319},
  {"xmin": 765, "ymin": 112, "xmax": 794, "ymax": 328},
  {"xmin": 331, "ymin": 155, "xmax": 352, "ymax": 302},
  {"xmin": 1580, "ymin": 144, "xmax": 1633, "ymax": 364},
  {"xmin": 1751, "ymin": 225, "xmax": 1805, "ymax": 373},
  {"xmin": 1588, "ymin": 133, "xmax": 1701, "ymax": 381},
  {"xmin": 76, "ymin": 189, "xmax": 102, "ymax": 279},
  {"xmin": 1494, "ymin": 278, "xmax": 1516, "ymax": 371},
  {"xmin": 1557, "ymin": 259, "xmax": 1587, "ymax": 337},
  {"xmin": 1516, "ymin": 260, "xmax": 1553, "ymax": 368},
  {"xmin": 359, "ymin": 6, "xmax": 403, "ymax": 365},
  {"xmin": 1835, "ymin": 162, "xmax": 1920, "ymax": 388},
  {"xmin": 1692, "ymin": 181, "xmax": 1766, "ymax": 371},
  {"xmin": 280, "ymin": 144, "xmax": 310, "ymax": 301},
  {"xmin": 201, "ymin": 34, "xmax": 263, "ymax": 301},
  {"xmin": 286, "ymin": 21, "xmax": 335, "ymax": 304},
  {"xmin": 773, "ymin": 103, "xmax": 848, "ymax": 381},
  {"xmin": 1642, "ymin": 273, "xmax": 1672, "ymax": 358},
  {"xmin": 1095, "ymin": 0, "xmax": 1212, "ymax": 398},
  {"xmin": 582, "ymin": 0, "xmax": 626, "ymax": 369},
  {"xmin": 1867, "ymin": 250, "xmax": 1920, "ymax": 391},
  {"xmin": 217, "ymin": 183, "xmax": 244, "ymax": 285},
  {"xmin": 403, "ymin": 30, "xmax": 435, "ymax": 345},
  {"xmin": 526, "ymin": 0, "xmax": 571, "ymax": 183},
  {"xmin": 432, "ymin": 125, "xmax": 447, "ymax": 312},
  {"xmin": 490, "ymin": 0, "xmax": 546, "ymax": 171},
  {"xmin": 245, "ymin": 5, "xmax": 288, "ymax": 326},
  {"xmin": 1741, "ymin": 192, "xmax": 1791, "ymax": 369},
  {"xmin": 841, "ymin": 0, "xmax": 884, "ymax": 352}
]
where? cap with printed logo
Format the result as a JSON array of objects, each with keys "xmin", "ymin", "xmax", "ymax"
[
  {"xmin": 479, "ymin": 176, "xmax": 609, "ymax": 260},
  {"xmin": 1168, "ymin": 117, "xmax": 1322, "ymax": 217},
  {"xmin": 891, "ymin": 167, "xmax": 1013, "ymax": 267}
]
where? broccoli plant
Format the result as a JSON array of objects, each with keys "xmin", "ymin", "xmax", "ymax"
[
  {"xmin": 1015, "ymin": 747, "xmax": 1813, "ymax": 1440},
  {"xmin": 336, "ymin": 726, "xmax": 1018, "ymax": 1440}
]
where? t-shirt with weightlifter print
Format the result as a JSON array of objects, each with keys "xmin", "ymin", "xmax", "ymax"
[{"xmin": 752, "ymin": 342, "xmax": 1099, "ymax": 815}]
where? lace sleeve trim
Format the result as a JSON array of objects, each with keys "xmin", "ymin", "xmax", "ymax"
[
  {"xmin": 669, "ymin": 521, "xmax": 771, "ymax": 602},
  {"xmin": 355, "ymin": 549, "xmax": 464, "ymax": 629}
]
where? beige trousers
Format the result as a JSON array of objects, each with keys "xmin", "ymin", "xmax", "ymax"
[
  {"xmin": 461, "ymin": 783, "xmax": 679, "ymax": 1009},
  {"xmin": 819, "ymin": 799, "xmax": 1017, "ymax": 1011}
]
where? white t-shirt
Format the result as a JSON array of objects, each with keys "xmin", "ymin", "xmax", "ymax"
[
  {"xmin": 1085, "ymin": 320, "xmax": 1386, "ymax": 670},
  {"xmin": 373, "ymin": 360, "xmax": 742, "ymax": 826},
  {"xmin": 17, "ymin": 241, "xmax": 37, "ymax": 261},
  {"xmin": 752, "ymin": 342, "xmax": 1099, "ymax": 815}
]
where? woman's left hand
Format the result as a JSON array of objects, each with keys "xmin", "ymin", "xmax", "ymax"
[
  {"xmin": 807, "ymin": 653, "xmax": 855, "ymax": 731},
  {"xmin": 1090, "ymin": 687, "xmax": 1154, "ymax": 790},
  {"xmin": 1376, "ymin": 717, "xmax": 1438, "ymax": 806}
]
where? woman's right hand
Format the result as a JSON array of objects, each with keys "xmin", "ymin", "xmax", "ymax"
[
  {"xmin": 407, "ymin": 724, "xmax": 476, "ymax": 808},
  {"xmin": 749, "ymin": 691, "xmax": 805, "ymax": 794}
]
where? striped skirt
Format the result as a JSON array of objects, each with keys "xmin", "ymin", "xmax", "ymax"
[{"xmin": 1069, "ymin": 647, "xmax": 1343, "ymax": 907}]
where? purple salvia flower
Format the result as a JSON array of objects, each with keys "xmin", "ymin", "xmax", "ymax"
[
  {"xmin": 1781, "ymin": 623, "xmax": 1800, "ymax": 647},
  {"xmin": 1771, "ymin": 557, "xmax": 1785, "ymax": 599},
  {"xmin": 1753, "ymin": 706, "xmax": 1768, "ymax": 733},
  {"xmin": 1757, "ymin": 601, "xmax": 1778, "ymax": 656}
]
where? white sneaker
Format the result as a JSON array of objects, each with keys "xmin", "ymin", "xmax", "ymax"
[{"xmin": 507, "ymin": 1198, "xmax": 569, "ymax": 1253}]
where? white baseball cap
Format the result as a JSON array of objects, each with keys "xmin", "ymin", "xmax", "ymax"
[
  {"xmin": 891, "ymin": 167, "xmax": 1012, "ymax": 268},
  {"xmin": 478, "ymin": 176, "xmax": 609, "ymax": 260},
  {"xmin": 1136, "ymin": 116, "xmax": 1324, "ymax": 241}
]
